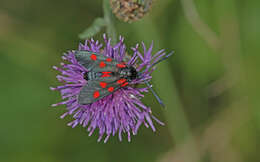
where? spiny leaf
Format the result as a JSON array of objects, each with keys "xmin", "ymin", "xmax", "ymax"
[{"xmin": 79, "ymin": 18, "xmax": 106, "ymax": 39}]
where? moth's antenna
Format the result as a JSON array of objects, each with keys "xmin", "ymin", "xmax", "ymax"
[
  {"xmin": 139, "ymin": 51, "xmax": 174, "ymax": 75},
  {"xmin": 145, "ymin": 81, "xmax": 165, "ymax": 108},
  {"xmin": 138, "ymin": 51, "xmax": 173, "ymax": 107},
  {"xmin": 150, "ymin": 51, "xmax": 174, "ymax": 68}
]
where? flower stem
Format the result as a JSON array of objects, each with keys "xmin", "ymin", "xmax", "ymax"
[{"xmin": 103, "ymin": 0, "xmax": 117, "ymax": 45}]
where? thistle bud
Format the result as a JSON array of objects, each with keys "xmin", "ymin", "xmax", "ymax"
[{"xmin": 110, "ymin": 0, "xmax": 153, "ymax": 23}]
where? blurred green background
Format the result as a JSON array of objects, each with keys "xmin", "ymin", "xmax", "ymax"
[{"xmin": 0, "ymin": 0, "xmax": 259, "ymax": 162}]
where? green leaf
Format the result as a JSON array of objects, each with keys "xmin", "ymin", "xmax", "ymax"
[{"xmin": 79, "ymin": 18, "xmax": 106, "ymax": 39}]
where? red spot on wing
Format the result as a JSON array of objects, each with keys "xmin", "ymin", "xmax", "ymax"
[
  {"xmin": 101, "ymin": 72, "xmax": 111, "ymax": 77},
  {"xmin": 102, "ymin": 72, "xmax": 111, "ymax": 74},
  {"xmin": 106, "ymin": 58, "xmax": 112, "ymax": 62},
  {"xmin": 99, "ymin": 82, "xmax": 107, "ymax": 88},
  {"xmin": 102, "ymin": 74, "xmax": 111, "ymax": 77},
  {"xmin": 90, "ymin": 54, "xmax": 97, "ymax": 61},
  {"xmin": 117, "ymin": 78, "xmax": 127, "ymax": 84},
  {"xmin": 99, "ymin": 61, "xmax": 106, "ymax": 68},
  {"xmin": 121, "ymin": 82, "xmax": 129, "ymax": 87},
  {"xmin": 93, "ymin": 91, "xmax": 100, "ymax": 98},
  {"xmin": 116, "ymin": 63, "xmax": 126, "ymax": 68},
  {"xmin": 108, "ymin": 87, "xmax": 114, "ymax": 92}
]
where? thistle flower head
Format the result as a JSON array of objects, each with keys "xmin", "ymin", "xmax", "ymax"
[
  {"xmin": 51, "ymin": 34, "xmax": 168, "ymax": 142},
  {"xmin": 110, "ymin": 0, "xmax": 153, "ymax": 23}
]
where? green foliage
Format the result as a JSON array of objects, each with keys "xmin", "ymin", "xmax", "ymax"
[{"xmin": 79, "ymin": 18, "xmax": 106, "ymax": 39}]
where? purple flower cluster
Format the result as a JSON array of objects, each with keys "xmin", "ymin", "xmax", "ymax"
[{"xmin": 51, "ymin": 35, "xmax": 167, "ymax": 142}]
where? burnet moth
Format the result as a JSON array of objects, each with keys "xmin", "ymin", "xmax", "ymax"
[{"xmin": 75, "ymin": 51, "xmax": 173, "ymax": 107}]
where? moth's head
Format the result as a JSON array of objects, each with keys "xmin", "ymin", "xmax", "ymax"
[
  {"xmin": 129, "ymin": 66, "xmax": 138, "ymax": 80},
  {"xmin": 120, "ymin": 66, "xmax": 138, "ymax": 81}
]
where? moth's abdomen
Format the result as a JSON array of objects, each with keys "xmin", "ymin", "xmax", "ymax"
[{"xmin": 84, "ymin": 72, "xmax": 89, "ymax": 80}]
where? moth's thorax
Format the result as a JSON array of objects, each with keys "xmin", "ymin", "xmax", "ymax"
[{"xmin": 119, "ymin": 66, "xmax": 138, "ymax": 81}]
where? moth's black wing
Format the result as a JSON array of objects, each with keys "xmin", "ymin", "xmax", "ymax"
[
  {"xmin": 74, "ymin": 51, "xmax": 94, "ymax": 70},
  {"xmin": 75, "ymin": 50, "xmax": 127, "ymax": 104},
  {"xmin": 78, "ymin": 80, "xmax": 120, "ymax": 105},
  {"xmin": 74, "ymin": 51, "xmax": 120, "ymax": 72}
]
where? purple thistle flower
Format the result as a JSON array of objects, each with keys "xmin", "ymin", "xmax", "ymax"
[{"xmin": 51, "ymin": 34, "xmax": 168, "ymax": 143}]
